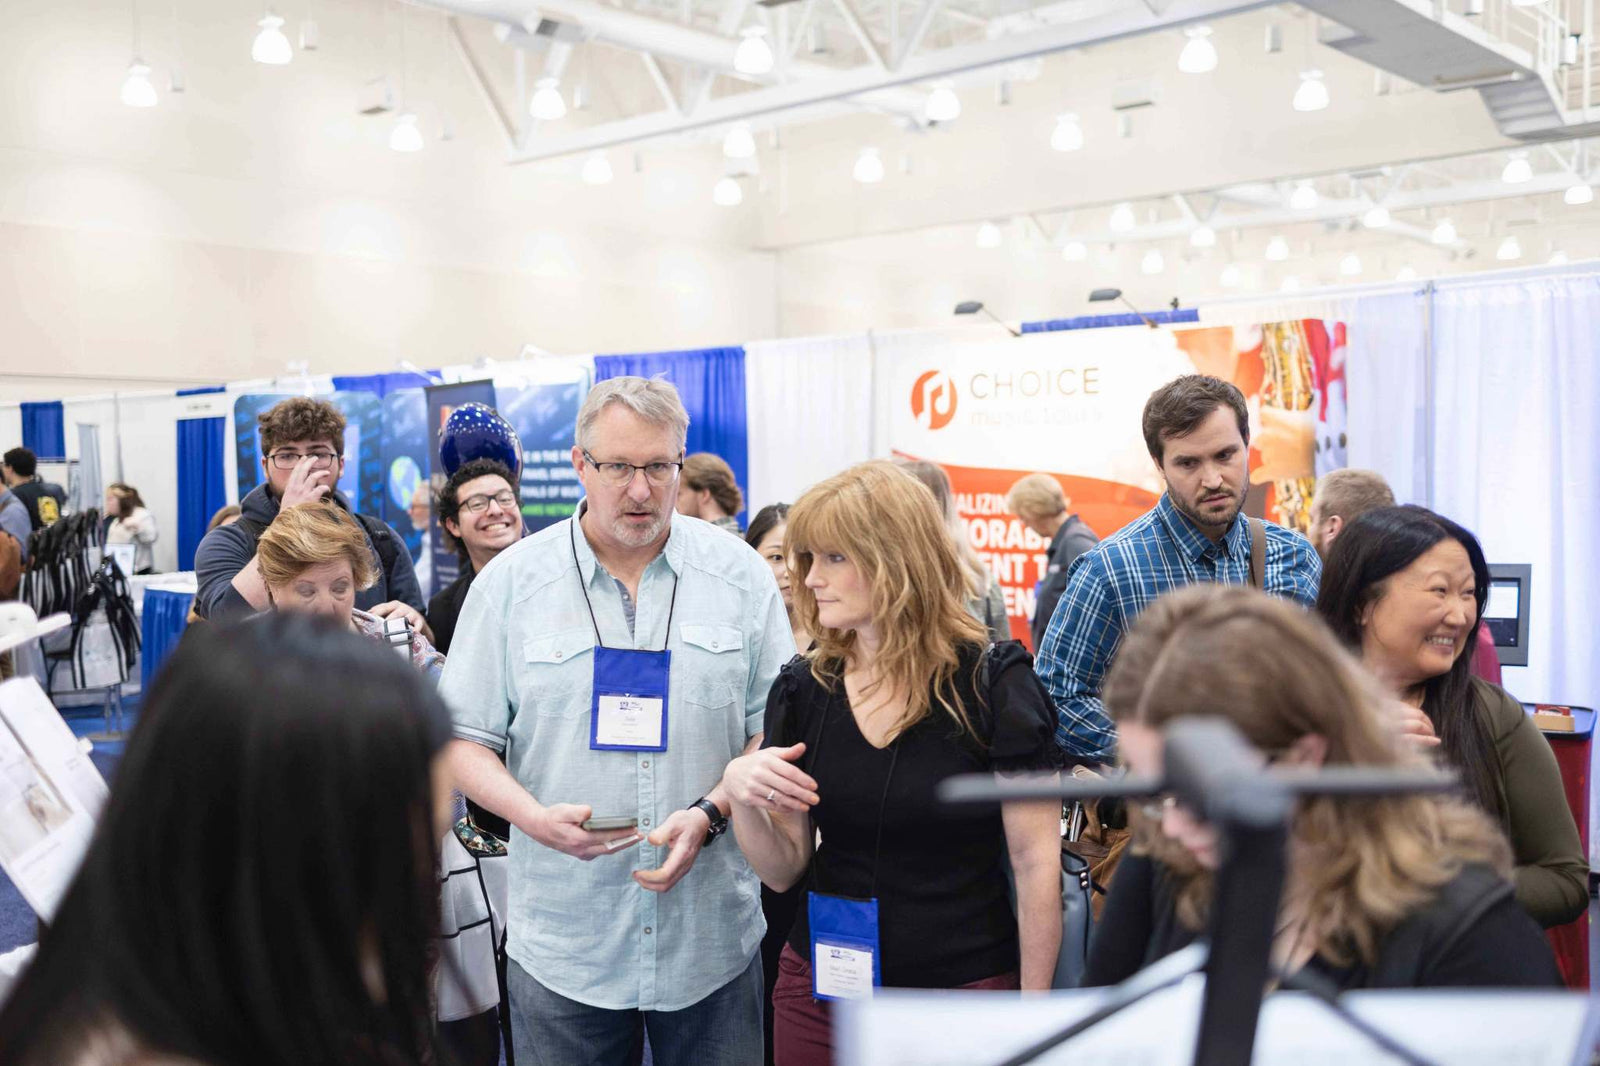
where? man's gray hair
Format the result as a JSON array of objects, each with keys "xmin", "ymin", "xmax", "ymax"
[{"xmin": 575, "ymin": 376, "xmax": 690, "ymax": 454}]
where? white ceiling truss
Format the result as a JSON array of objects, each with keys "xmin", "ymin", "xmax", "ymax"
[
  {"xmin": 990, "ymin": 137, "xmax": 1600, "ymax": 259},
  {"xmin": 415, "ymin": 0, "xmax": 1600, "ymax": 165},
  {"xmin": 417, "ymin": 0, "xmax": 1279, "ymax": 161}
]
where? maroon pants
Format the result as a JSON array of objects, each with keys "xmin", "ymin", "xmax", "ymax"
[{"xmin": 771, "ymin": 944, "xmax": 1020, "ymax": 1066}]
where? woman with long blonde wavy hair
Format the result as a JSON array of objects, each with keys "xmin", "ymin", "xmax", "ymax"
[
  {"xmin": 721, "ymin": 461, "xmax": 1064, "ymax": 1066},
  {"xmin": 1085, "ymin": 584, "xmax": 1559, "ymax": 990}
]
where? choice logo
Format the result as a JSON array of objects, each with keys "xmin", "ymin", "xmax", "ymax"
[{"xmin": 910, "ymin": 370, "xmax": 958, "ymax": 431}]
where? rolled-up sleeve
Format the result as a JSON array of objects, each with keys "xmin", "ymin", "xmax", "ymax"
[{"xmin": 439, "ymin": 565, "xmax": 514, "ymax": 752}]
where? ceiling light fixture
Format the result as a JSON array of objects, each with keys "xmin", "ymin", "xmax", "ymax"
[
  {"xmin": 924, "ymin": 81, "xmax": 961, "ymax": 123},
  {"xmin": 1496, "ymin": 235, "xmax": 1522, "ymax": 260},
  {"xmin": 1431, "ymin": 219, "xmax": 1458, "ymax": 244},
  {"xmin": 1289, "ymin": 182, "xmax": 1318, "ymax": 210},
  {"xmin": 1108, "ymin": 202, "xmax": 1136, "ymax": 232},
  {"xmin": 582, "ymin": 151, "xmax": 613, "ymax": 185},
  {"xmin": 853, "ymin": 147, "xmax": 885, "ymax": 184},
  {"xmin": 122, "ymin": 0, "xmax": 157, "ymax": 107},
  {"xmin": 1501, "ymin": 151, "xmax": 1532, "ymax": 184},
  {"xmin": 734, "ymin": 26, "xmax": 774, "ymax": 75},
  {"xmin": 1265, "ymin": 235, "xmax": 1289, "ymax": 261},
  {"xmin": 1362, "ymin": 204, "xmax": 1391, "ymax": 228},
  {"xmin": 976, "ymin": 221, "xmax": 1003, "ymax": 249},
  {"xmin": 1220, "ymin": 263, "xmax": 1243, "ymax": 287},
  {"xmin": 1293, "ymin": 69, "xmax": 1329, "ymax": 112},
  {"xmin": 530, "ymin": 77, "xmax": 566, "ymax": 120},
  {"xmin": 1280, "ymin": 275, "xmax": 1302, "ymax": 292},
  {"xmin": 713, "ymin": 176, "xmax": 743, "ymax": 207},
  {"xmin": 121, "ymin": 61, "xmax": 157, "ymax": 107},
  {"xmin": 1190, "ymin": 224, "xmax": 1217, "ymax": 248},
  {"xmin": 1564, "ymin": 179, "xmax": 1594, "ymax": 205},
  {"xmin": 388, "ymin": 112, "xmax": 423, "ymax": 152},
  {"xmin": 1339, "ymin": 253, "xmax": 1362, "ymax": 276},
  {"xmin": 1396, "ymin": 265, "xmax": 1418, "ymax": 282},
  {"xmin": 1050, "ymin": 113, "xmax": 1084, "ymax": 152},
  {"xmin": 722, "ymin": 124, "xmax": 756, "ymax": 159},
  {"xmin": 1141, "ymin": 249, "xmax": 1166, "ymax": 275},
  {"xmin": 1061, "ymin": 240, "xmax": 1088, "ymax": 262},
  {"xmin": 1548, "ymin": 249, "xmax": 1569, "ymax": 265},
  {"xmin": 1178, "ymin": 25, "xmax": 1218, "ymax": 74},
  {"xmin": 252, "ymin": 11, "xmax": 293, "ymax": 65}
]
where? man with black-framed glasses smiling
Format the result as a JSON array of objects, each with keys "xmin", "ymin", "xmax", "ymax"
[
  {"xmin": 427, "ymin": 458, "xmax": 524, "ymax": 655},
  {"xmin": 441, "ymin": 376, "xmax": 794, "ymax": 1066},
  {"xmin": 194, "ymin": 397, "xmax": 426, "ymax": 632}
]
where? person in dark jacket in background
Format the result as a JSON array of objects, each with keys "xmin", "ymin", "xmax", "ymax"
[
  {"xmin": 2, "ymin": 448, "xmax": 67, "ymax": 531},
  {"xmin": 193, "ymin": 397, "xmax": 425, "ymax": 634},
  {"xmin": 1087, "ymin": 584, "xmax": 1560, "ymax": 991},
  {"xmin": 1005, "ymin": 473, "xmax": 1099, "ymax": 651},
  {"xmin": 426, "ymin": 458, "xmax": 523, "ymax": 655}
]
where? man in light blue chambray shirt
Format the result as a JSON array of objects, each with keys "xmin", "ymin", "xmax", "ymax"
[{"xmin": 441, "ymin": 377, "xmax": 794, "ymax": 1066}]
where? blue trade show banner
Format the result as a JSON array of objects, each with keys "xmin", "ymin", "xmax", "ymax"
[
  {"xmin": 380, "ymin": 389, "xmax": 430, "ymax": 564},
  {"xmin": 498, "ymin": 382, "xmax": 585, "ymax": 532}
]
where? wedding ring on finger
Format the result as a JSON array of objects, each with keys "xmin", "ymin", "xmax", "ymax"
[{"xmin": 765, "ymin": 788, "xmax": 777, "ymax": 803}]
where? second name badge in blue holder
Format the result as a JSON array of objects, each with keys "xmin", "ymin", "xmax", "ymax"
[
  {"xmin": 590, "ymin": 644, "xmax": 670, "ymax": 752},
  {"xmin": 808, "ymin": 892, "xmax": 882, "ymax": 1001}
]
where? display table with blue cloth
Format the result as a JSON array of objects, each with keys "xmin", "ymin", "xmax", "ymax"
[{"xmin": 140, "ymin": 583, "xmax": 195, "ymax": 690}]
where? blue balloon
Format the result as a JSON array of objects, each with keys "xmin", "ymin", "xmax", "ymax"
[{"xmin": 439, "ymin": 402, "xmax": 523, "ymax": 477}]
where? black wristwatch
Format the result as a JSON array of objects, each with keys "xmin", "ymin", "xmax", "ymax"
[{"xmin": 689, "ymin": 797, "xmax": 728, "ymax": 846}]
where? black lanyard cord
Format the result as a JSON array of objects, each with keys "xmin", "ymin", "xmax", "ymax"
[
  {"xmin": 569, "ymin": 516, "xmax": 679, "ymax": 652},
  {"xmin": 805, "ymin": 671, "xmax": 901, "ymax": 901}
]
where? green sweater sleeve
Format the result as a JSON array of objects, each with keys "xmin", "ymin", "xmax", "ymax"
[{"xmin": 1476, "ymin": 679, "xmax": 1590, "ymax": 928}]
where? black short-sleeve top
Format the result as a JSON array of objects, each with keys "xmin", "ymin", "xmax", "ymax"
[{"xmin": 762, "ymin": 640, "xmax": 1061, "ymax": 989}]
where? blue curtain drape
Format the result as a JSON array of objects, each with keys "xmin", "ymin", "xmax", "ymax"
[
  {"xmin": 20, "ymin": 401, "xmax": 66, "ymax": 460},
  {"xmin": 176, "ymin": 387, "xmax": 227, "ymax": 572},
  {"xmin": 594, "ymin": 348, "xmax": 749, "ymax": 523},
  {"xmin": 141, "ymin": 587, "xmax": 195, "ymax": 689}
]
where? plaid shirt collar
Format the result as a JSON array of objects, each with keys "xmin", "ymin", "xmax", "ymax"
[{"xmin": 1154, "ymin": 492, "xmax": 1251, "ymax": 564}]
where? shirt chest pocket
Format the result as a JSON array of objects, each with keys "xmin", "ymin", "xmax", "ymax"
[
  {"xmin": 679, "ymin": 624, "xmax": 744, "ymax": 709},
  {"xmin": 522, "ymin": 627, "xmax": 596, "ymax": 715}
]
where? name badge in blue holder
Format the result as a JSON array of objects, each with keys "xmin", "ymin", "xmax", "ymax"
[
  {"xmin": 590, "ymin": 645, "xmax": 670, "ymax": 751},
  {"xmin": 808, "ymin": 892, "xmax": 881, "ymax": 1001}
]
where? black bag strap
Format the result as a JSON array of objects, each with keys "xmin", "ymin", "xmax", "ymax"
[
  {"xmin": 1247, "ymin": 517, "xmax": 1266, "ymax": 590},
  {"xmin": 354, "ymin": 511, "xmax": 401, "ymax": 575}
]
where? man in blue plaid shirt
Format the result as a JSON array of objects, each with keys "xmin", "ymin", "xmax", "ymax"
[{"xmin": 1035, "ymin": 375, "xmax": 1322, "ymax": 762}]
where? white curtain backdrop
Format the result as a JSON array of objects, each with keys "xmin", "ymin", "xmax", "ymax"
[
  {"xmin": 744, "ymin": 333, "xmax": 876, "ymax": 510},
  {"xmin": 1429, "ymin": 273, "xmax": 1600, "ymax": 714},
  {"xmin": 1335, "ymin": 287, "xmax": 1432, "ymax": 506}
]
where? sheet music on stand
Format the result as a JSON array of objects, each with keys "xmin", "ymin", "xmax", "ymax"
[
  {"xmin": 837, "ymin": 982, "xmax": 1598, "ymax": 1066},
  {"xmin": 0, "ymin": 677, "xmax": 110, "ymax": 921}
]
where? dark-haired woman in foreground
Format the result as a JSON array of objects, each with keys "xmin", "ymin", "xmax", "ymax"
[
  {"xmin": 1087, "ymin": 585, "xmax": 1559, "ymax": 990},
  {"xmin": 1316, "ymin": 505, "xmax": 1586, "ymax": 928},
  {"xmin": 0, "ymin": 614, "xmax": 455, "ymax": 1065}
]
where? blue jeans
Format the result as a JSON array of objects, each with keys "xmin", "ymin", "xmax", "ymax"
[{"xmin": 507, "ymin": 952, "xmax": 763, "ymax": 1066}]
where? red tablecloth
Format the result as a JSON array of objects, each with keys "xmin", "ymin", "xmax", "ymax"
[{"xmin": 1533, "ymin": 705, "xmax": 1593, "ymax": 990}]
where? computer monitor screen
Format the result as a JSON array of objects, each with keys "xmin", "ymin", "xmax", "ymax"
[{"xmin": 1484, "ymin": 564, "xmax": 1530, "ymax": 666}]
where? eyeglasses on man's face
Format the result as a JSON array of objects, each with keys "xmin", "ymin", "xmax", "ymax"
[
  {"xmin": 581, "ymin": 450, "xmax": 683, "ymax": 488},
  {"xmin": 461, "ymin": 490, "xmax": 519, "ymax": 514},
  {"xmin": 267, "ymin": 449, "xmax": 340, "ymax": 470}
]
